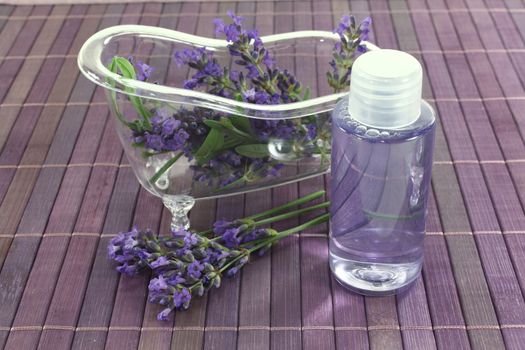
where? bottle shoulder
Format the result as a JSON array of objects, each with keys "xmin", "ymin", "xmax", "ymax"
[{"xmin": 333, "ymin": 98, "xmax": 436, "ymax": 143}]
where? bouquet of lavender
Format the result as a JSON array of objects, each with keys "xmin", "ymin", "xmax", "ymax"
[
  {"xmin": 108, "ymin": 191, "xmax": 329, "ymax": 320},
  {"xmin": 107, "ymin": 13, "xmax": 371, "ymax": 190}
]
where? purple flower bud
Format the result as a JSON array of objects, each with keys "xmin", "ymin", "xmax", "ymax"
[
  {"xmin": 187, "ymin": 260, "xmax": 204, "ymax": 279},
  {"xmin": 135, "ymin": 60, "xmax": 154, "ymax": 81},
  {"xmin": 173, "ymin": 288, "xmax": 192, "ymax": 308},
  {"xmin": 306, "ymin": 123, "xmax": 317, "ymax": 140},
  {"xmin": 149, "ymin": 275, "xmax": 168, "ymax": 292},
  {"xmin": 183, "ymin": 232, "xmax": 199, "ymax": 247},
  {"xmin": 229, "ymin": 70, "xmax": 240, "ymax": 82},
  {"xmin": 203, "ymin": 61, "xmax": 223, "ymax": 77},
  {"xmin": 227, "ymin": 10, "xmax": 244, "ymax": 26},
  {"xmin": 213, "ymin": 219, "xmax": 231, "ymax": 235},
  {"xmin": 162, "ymin": 118, "xmax": 181, "ymax": 135},
  {"xmin": 213, "ymin": 18, "xmax": 226, "ymax": 36},
  {"xmin": 145, "ymin": 134, "xmax": 164, "ymax": 151},
  {"xmin": 246, "ymin": 64, "xmax": 259, "ymax": 79},
  {"xmin": 150, "ymin": 256, "xmax": 170, "ymax": 269},
  {"xmin": 107, "ymin": 244, "xmax": 119, "ymax": 259},
  {"xmin": 242, "ymin": 88, "xmax": 256, "ymax": 101},
  {"xmin": 167, "ymin": 274, "xmax": 185, "ymax": 286},
  {"xmin": 222, "ymin": 227, "xmax": 242, "ymax": 248},
  {"xmin": 117, "ymin": 263, "xmax": 139, "ymax": 276},
  {"xmin": 183, "ymin": 78, "xmax": 199, "ymax": 90},
  {"xmin": 157, "ymin": 308, "xmax": 172, "ymax": 321},
  {"xmin": 226, "ymin": 266, "xmax": 240, "ymax": 277}
]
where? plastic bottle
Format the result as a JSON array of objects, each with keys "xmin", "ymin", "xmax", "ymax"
[{"xmin": 329, "ymin": 49, "xmax": 436, "ymax": 296}]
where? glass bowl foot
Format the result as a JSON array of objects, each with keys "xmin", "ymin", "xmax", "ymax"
[{"xmin": 162, "ymin": 195, "xmax": 195, "ymax": 231}]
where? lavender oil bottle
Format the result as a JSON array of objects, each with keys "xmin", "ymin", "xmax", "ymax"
[{"xmin": 329, "ymin": 50, "xmax": 436, "ymax": 296}]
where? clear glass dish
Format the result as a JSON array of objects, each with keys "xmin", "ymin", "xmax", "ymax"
[{"xmin": 78, "ymin": 24, "xmax": 378, "ymax": 230}]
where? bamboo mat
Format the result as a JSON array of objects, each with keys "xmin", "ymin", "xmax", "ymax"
[{"xmin": 0, "ymin": 0, "xmax": 524, "ymax": 349}]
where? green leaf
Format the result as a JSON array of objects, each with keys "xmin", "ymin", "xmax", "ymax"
[
  {"xmin": 106, "ymin": 59, "xmax": 132, "ymax": 127},
  {"xmin": 302, "ymin": 87, "xmax": 311, "ymax": 101},
  {"xmin": 113, "ymin": 57, "xmax": 136, "ymax": 79},
  {"xmin": 111, "ymin": 56, "xmax": 152, "ymax": 129},
  {"xmin": 230, "ymin": 115, "xmax": 252, "ymax": 135},
  {"xmin": 235, "ymin": 144, "xmax": 270, "ymax": 158},
  {"xmin": 222, "ymin": 134, "xmax": 248, "ymax": 149},
  {"xmin": 194, "ymin": 129, "xmax": 224, "ymax": 165},
  {"xmin": 204, "ymin": 118, "xmax": 252, "ymax": 140}
]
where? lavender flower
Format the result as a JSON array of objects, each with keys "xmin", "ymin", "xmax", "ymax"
[
  {"xmin": 150, "ymin": 256, "xmax": 170, "ymax": 269},
  {"xmin": 187, "ymin": 260, "xmax": 204, "ymax": 279},
  {"xmin": 109, "ymin": 227, "xmax": 247, "ymax": 319},
  {"xmin": 135, "ymin": 60, "xmax": 155, "ymax": 81},
  {"xmin": 222, "ymin": 226, "xmax": 242, "ymax": 248},
  {"xmin": 127, "ymin": 56, "xmax": 155, "ymax": 81},
  {"xmin": 109, "ymin": 192, "xmax": 330, "ymax": 321},
  {"xmin": 328, "ymin": 15, "xmax": 372, "ymax": 92},
  {"xmin": 149, "ymin": 275, "xmax": 168, "ymax": 291},
  {"xmin": 157, "ymin": 308, "xmax": 172, "ymax": 321},
  {"xmin": 173, "ymin": 288, "xmax": 192, "ymax": 308}
]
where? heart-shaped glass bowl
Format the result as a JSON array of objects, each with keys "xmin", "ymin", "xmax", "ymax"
[{"xmin": 78, "ymin": 24, "xmax": 378, "ymax": 230}]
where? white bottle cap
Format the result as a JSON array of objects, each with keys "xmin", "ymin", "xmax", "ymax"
[{"xmin": 348, "ymin": 49, "xmax": 423, "ymax": 129}]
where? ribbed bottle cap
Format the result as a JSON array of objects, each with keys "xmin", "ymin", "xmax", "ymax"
[{"xmin": 348, "ymin": 49, "xmax": 423, "ymax": 129}]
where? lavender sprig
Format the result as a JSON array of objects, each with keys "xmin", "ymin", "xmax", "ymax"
[
  {"xmin": 328, "ymin": 15, "xmax": 372, "ymax": 92},
  {"xmin": 108, "ymin": 191, "xmax": 329, "ymax": 321}
]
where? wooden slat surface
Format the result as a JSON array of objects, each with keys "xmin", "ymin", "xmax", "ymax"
[{"xmin": 0, "ymin": 1, "xmax": 525, "ymax": 349}]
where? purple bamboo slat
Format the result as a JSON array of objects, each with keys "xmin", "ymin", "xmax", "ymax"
[
  {"xmin": 72, "ymin": 168, "xmax": 139, "ymax": 350},
  {"xmin": 293, "ymin": 3, "xmax": 335, "ymax": 350},
  {"xmin": 103, "ymin": 189, "xmax": 163, "ymax": 350},
  {"xmin": 326, "ymin": 4, "xmax": 369, "ymax": 349},
  {"xmin": 408, "ymin": 2, "xmax": 506, "ymax": 349},
  {"xmin": 0, "ymin": 6, "xmax": 14, "ymax": 35},
  {"xmin": 202, "ymin": 193, "xmax": 244, "ymax": 350},
  {"xmin": 331, "ymin": 276, "xmax": 369, "ymax": 350},
  {"xmin": 427, "ymin": 2, "xmax": 525, "ymax": 349},
  {"xmin": 0, "ymin": 4, "xmax": 105, "ymax": 279},
  {"xmin": 236, "ymin": 190, "xmax": 272, "ymax": 350},
  {"xmin": 35, "ymin": 120, "xmax": 124, "ymax": 348},
  {"xmin": 136, "ymin": 210, "xmax": 175, "ymax": 350},
  {"xmin": 386, "ymin": 3, "xmax": 440, "ymax": 349},
  {"xmin": 509, "ymin": 162, "xmax": 525, "ymax": 217},
  {"xmin": 396, "ymin": 278, "xmax": 437, "ymax": 350},
  {"xmin": 431, "ymin": 165, "xmax": 505, "ymax": 350},
  {"xmin": 295, "ymin": 1, "xmax": 327, "ymax": 235},
  {"xmin": 269, "ymin": 3, "xmax": 302, "ymax": 350},
  {"xmin": 0, "ymin": 5, "xmax": 60, "ymax": 238},
  {"xmin": 424, "ymin": 192, "xmax": 471, "ymax": 350},
  {"xmin": 4, "ymin": 8, "xmax": 132, "ymax": 348},
  {"xmin": 0, "ymin": 2, "xmax": 524, "ymax": 349},
  {"xmin": 86, "ymin": 6, "xmax": 161, "ymax": 350},
  {"xmin": 0, "ymin": 5, "xmax": 52, "ymax": 104},
  {"xmin": 0, "ymin": 1, "xmax": 74, "ymax": 219},
  {"xmin": 72, "ymin": 5, "xmax": 152, "ymax": 345},
  {"xmin": 170, "ymin": 199, "xmax": 216, "ymax": 350},
  {"xmin": 202, "ymin": 16, "xmax": 246, "ymax": 332},
  {"xmin": 0, "ymin": 6, "xmax": 32, "ymax": 63},
  {"xmin": 270, "ymin": 181, "xmax": 302, "ymax": 350},
  {"xmin": 0, "ymin": 4, "xmax": 72, "ymax": 160},
  {"xmin": 360, "ymin": 2, "xmax": 404, "ymax": 349},
  {"xmin": 134, "ymin": 5, "xmax": 181, "ymax": 349},
  {"xmin": 236, "ymin": 2, "xmax": 272, "ymax": 348},
  {"xmin": 0, "ymin": 6, "xmax": 90, "ymax": 348},
  {"xmin": 2, "ymin": 6, "xmax": 101, "ymax": 342},
  {"xmin": 166, "ymin": 4, "xmax": 212, "ymax": 350}
]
